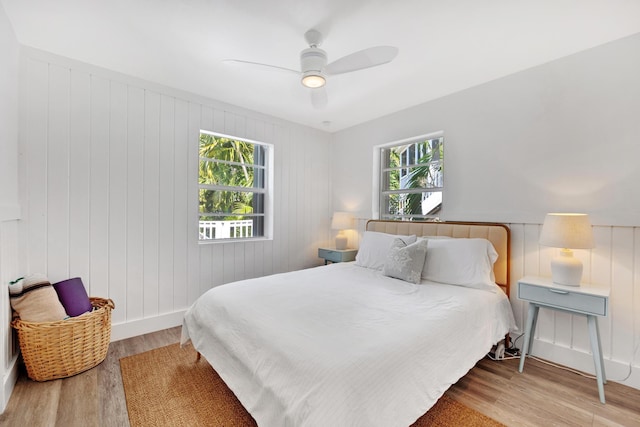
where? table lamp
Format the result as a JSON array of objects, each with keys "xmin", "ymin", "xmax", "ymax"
[
  {"xmin": 331, "ymin": 212, "xmax": 353, "ymax": 250},
  {"xmin": 539, "ymin": 213, "xmax": 595, "ymax": 286}
]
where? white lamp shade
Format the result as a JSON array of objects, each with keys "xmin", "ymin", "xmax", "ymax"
[
  {"xmin": 539, "ymin": 213, "xmax": 594, "ymax": 286},
  {"xmin": 331, "ymin": 212, "xmax": 354, "ymax": 230},
  {"xmin": 539, "ymin": 213, "xmax": 595, "ymax": 249}
]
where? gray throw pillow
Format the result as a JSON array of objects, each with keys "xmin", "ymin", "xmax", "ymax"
[{"xmin": 382, "ymin": 238, "xmax": 428, "ymax": 284}]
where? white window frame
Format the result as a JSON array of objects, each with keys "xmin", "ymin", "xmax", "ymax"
[
  {"xmin": 373, "ymin": 131, "xmax": 444, "ymax": 220},
  {"xmin": 198, "ymin": 130, "xmax": 274, "ymax": 242}
]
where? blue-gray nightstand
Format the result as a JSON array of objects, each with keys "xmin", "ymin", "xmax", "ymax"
[
  {"xmin": 517, "ymin": 275, "xmax": 609, "ymax": 403},
  {"xmin": 318, "ymin": 248, "xmax": 357, "ymax": 265}
]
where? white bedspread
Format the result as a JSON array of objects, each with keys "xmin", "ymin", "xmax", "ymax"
[{"xmin": 182, "ymin": 262, "xmax": 515, "ymax": 427}]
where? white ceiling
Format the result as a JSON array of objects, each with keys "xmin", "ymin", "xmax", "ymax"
[{"xmin": 3, "ymin": 0, "xmax": 640, "ymax": 132}]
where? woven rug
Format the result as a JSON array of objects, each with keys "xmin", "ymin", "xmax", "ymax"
[{"xmin": 120, "ymin": 343, "xmax": 504, "ymax": 427}]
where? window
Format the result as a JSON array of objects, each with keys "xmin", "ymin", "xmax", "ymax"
[
  {"xmin": 379, "ymin": 134, "xmax": 443, "ymax": 220},
  {"xmin": 199, "ymin": 131, "xmax": 272, "ymax": 241}
]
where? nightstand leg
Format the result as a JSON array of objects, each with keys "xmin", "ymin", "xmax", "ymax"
[
  {"xmin": 587, "ymin": 315, "xmax": 606, "ymax": 404},
  {"xmin": 519, "ymin": 304, "xmax": 539, "ymax": 373}
]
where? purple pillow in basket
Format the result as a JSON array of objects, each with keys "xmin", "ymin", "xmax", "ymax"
[{"xmin": 53, "ymin": 277, "xmax": 92, "ymax": 317}]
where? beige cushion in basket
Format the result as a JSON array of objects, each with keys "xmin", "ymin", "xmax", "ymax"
[{"xmin": 9, "ymin": 274, "xmax": 68, "ymax": 322}]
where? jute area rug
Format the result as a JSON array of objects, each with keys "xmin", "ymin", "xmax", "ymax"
[{"xmin": 120, "ymin": 343, "xmax": 504, "ymax": 427}]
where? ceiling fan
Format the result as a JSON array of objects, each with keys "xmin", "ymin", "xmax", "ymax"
[{"xmin": 224, "ymin": 29, "xmax": 398, "ymax": 108}]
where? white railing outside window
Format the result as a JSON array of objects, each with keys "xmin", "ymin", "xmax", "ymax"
[{"xmin": 199, "ymin": 220, "xmax": 253, "ymax": 240}]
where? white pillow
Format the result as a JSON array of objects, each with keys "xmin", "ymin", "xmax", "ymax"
[
  {"xmin": 355, "ymin": 231, "xmax": 417, "ymax": 270},
  {"xmin": 421, "ymin": 238, "xmax": 498, "ymax": 291},
  {"xmin": 383, "ymin": 238, "xmax": 429, "ymax": 284}
]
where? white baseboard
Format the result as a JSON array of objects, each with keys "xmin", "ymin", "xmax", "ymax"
[
  {"xmin": 110, "ymin": 310, "xmax": 186, "ymax": 342},
  {"xmin": 530, "ymin": 339, "xmax": 640, "ymax": 391},
  {"xmin": 1, "ymin": 354, "xmax": 19, "ymax": 413}
]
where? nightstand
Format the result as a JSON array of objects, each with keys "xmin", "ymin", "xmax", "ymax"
[
  {"xmin": 318, "ymin": 248, "xmax": 357, "ymax": 265},
  {"xmin": 517, "ymin": 275, "xmax": 609, "ymax": 403}
]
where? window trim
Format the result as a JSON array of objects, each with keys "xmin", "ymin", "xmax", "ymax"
[
  {"xmin": 198, "ymin": 130, "xmax": 274, "ymax": 243},
  {"xmin": 373, "ymin": 131, "xmax": 444, "ymax": 220}
]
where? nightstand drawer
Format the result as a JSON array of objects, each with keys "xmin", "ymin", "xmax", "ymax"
[
  {"xmin": 518, "ymin": 282, "xmax": 607, "ymax": 316},
  {"xmin": 318, "ymin": 248, "xmax": 356, "ymax": 263}
]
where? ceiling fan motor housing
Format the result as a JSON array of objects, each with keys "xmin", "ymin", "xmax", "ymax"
[{"xmin": 300, "ymin": 47, "xmax": 327, "ymax": 73}]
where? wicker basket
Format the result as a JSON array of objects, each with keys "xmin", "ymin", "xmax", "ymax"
[{"xmin": 11, "ymin": 297, "xmax": 115, "ymax": 381}]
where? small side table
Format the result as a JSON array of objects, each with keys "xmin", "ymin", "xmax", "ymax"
[
  {"xmin": 517, "ymin": 275, "xmax": 609, "ymax": 403},
  {"xmin": 318, "ymin": 248, "xmax": 357, "ymax": 265}
]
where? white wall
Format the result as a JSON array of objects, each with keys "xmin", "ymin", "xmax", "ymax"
[
  {"xmin": 333, "ymin": 33, "xmax": 640, "ymax": 390},
  {"xmin": 0, "ymin": 3, "xmax": 22, "ymax": 412},
  {"xmin": 17, "ymin": 47, "xmax": 332, "ymax": 342}
]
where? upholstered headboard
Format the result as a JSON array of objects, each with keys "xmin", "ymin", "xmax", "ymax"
[{"xmin": 366, "ymin": 220, "xmax": 511, "ymax": 296}]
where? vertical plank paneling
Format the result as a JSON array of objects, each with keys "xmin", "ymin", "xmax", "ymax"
[
  {"xmin": 88, "ymin": 76, "xmax": 110, "ymax": 298},
  {"xmin": 289, "ymin": 128, "xmax": 301, "ymax": 270},
  {"xmin": 276, "ymin": 125, "xmax": 290, "ymax": 273},
  {"xmin": 610, "ymin": 227, "xmax": 634, "ymax": 361},
  {"xmin": 108, "ymin": 81, "xmax": 128, "ymax": 324},
  {"xmin": 210, "ymin": 244, "xmax": 224, "ymax": 290},
  {"xmin": 634, "ymin": 229, "xmax": 640, "ymax": 369},
  {"xmin": 223, "ymin": 244, "xmax": 235, "ymax": 284},
  {"xmin": 25, "ymin": 58, "xmax": 48, "ymax": 274},
  {"xmin": 212, "ymin": 108, "xmax": 224, "ymax": 134},
  {"xmin": 68, "ymin": 69, "xmax": 91, "ymax": 284},
  {"xmin": 572, "ymin": 242, "xmax": 595, "ymax": 350},
  {"xmin": 234, "ymin": 243, "xmax": 245, "ymax": 281},
  {"xmin": 590, "ymin": 226, "xmax": 613, "ymax": 355},
  {"xmin": 186, "ymin": 102, "xmax": 201, "ymax": 304},
  {"xmin": 46, "ymin": 64, "xmax": 70, "ymax": 282},
  {"xmin": 244, "ymin": 241, "xmax": 255, "ymax": 280},
  {"xmin": 173, "ymin": 99, "xmax": 189, "ymax": 309},
  {"xmin": 126, "ymin": 86, "xmax": 145, "ymax": 321},
  {"xmin": 1, "ymin": 220, "xmax": 20, "ymax": 371},
  {"xmin": 508, "ymin": 223, "xmax": 525, "ymax": 330},
  {"xmin": 158, "ymin": 95, "xmax": 175, "ymax": 313},
  {"xmin": 199, "ymin": 244, "xmax": 212, "ymax": 295},
  {"xmin": 143, "ymin": 90, "xmax": 161, "ymax": 317}
]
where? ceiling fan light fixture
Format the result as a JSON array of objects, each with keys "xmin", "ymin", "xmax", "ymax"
[{"xmin": 301, "ymin": 71, "xmax": 326, "ymax": 88}]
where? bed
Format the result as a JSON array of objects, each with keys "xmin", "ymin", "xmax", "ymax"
[{"xmin": 181, "ymin": 220, "xmax": 516, "ymax": 426}]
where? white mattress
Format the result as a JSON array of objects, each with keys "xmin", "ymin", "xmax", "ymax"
[{"xmin": 182, "ymin": 262, "xmax": 515, "ymax": 427}]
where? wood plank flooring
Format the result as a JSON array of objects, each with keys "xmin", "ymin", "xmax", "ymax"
[{"xmin": 1, "ymin": 327, "xmax": 639, "ymax": 426}]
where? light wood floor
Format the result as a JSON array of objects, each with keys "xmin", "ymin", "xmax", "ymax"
[{"xmin": 1, "ymin": 326, "xmax": 639, "ymax": 426}]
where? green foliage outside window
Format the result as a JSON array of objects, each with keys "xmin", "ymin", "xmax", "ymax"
[
  {"xmin": 381, "ymin": 136, "xmax": 443, "ymax": 220},
  {"xmin": 199, "ymin": 133, "xmax": 263, "ymax": 221}
]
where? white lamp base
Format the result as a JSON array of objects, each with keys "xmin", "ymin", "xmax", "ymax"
[
  {"xmin": 335, "ymin": 231, "xmax": 348, "ymax": 250},
  {"xmin": 550, "ymin": 249, "xmax": 583, "ymax": 286}
]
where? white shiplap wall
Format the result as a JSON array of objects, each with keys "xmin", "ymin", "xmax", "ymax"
[
  {"xmin": 0, "ymin": 218, "xmax": 20, "ymax": 412},
  {"xmin": 351, "ymin": 218, "xmax": 640, "ymax": 390},
  {"xmin": 18, "ymin": 48, "xmax": 332, "ymax": 340},
  {"xmin": 1, "ymin": 3, "xmax": 21, "ymax": 411}
]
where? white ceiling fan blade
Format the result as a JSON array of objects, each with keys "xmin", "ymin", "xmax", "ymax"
[
  {"xmin": 223, "ymin": 59, "xmax": 300, "ymax": 76},
  {"xmin": 325, "ymin": 46, "xmax": 399, "ymax": 75},
  {"xmin": 310, "ymin": 87, "xmax": 328, "ymax": 109}
]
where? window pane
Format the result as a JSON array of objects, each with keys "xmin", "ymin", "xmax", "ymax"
[
  {"xmin": 406, "ymin": 163, "xmax": 443, "ymax": 189},
  {"xmin": 382, "ymin": 169, "xmax": 401, "ymax": 191},
  {"xmin": 199, "ymin": 189, "xmax": 263, "ymax": 215},
  {"xmin": 380, "ymin": 136, "xmax": 443, "ymax": 220},
  {"xmin": 381, "ymin": 191, "xmax": 442, "ymax": 219},
  {"xmin": 199, "ymin": 131, "xmax": 270, "ymax": 241},
  {"xmin": 199, "ymin": 160, "xmax": 263, "ymax": 187}
]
